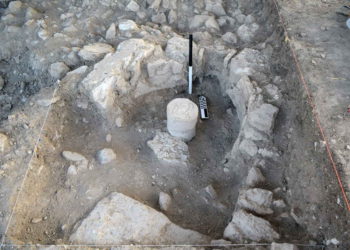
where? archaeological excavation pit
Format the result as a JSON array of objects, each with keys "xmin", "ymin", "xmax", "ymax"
[{"xmin": 0, "ymin": 0, "xmax": 349, "ymax": 248}]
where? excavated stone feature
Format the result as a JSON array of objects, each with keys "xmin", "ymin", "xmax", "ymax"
[
  {"xmin": 81, "ymin": 39, "xmax": 187, "ymax": 124},
  {"xmin": 228, "ymin": 48, "xmax": 269, "ymax": 83},
  {"xmin": 167, "ymin": 98, "xmax": 198, "ymax": 141},
  {"xmin": 70, "ymin": 192, "xmax": 210, "ymax": 244},
  {"xmin": 147, "ymin": 131, "xmax": 189, "ymax": 165},
  {"xmin": 224, "ymin": 210, "xmax": 280, "ymax": 242},
  {"xmin": 247, "ymin": 104, "xmax": 279, "ymax": 135},
  {"xmin": 237, "ymin": 188, "xmax": 273, "ymax": 215},
  {"xmin": 246, "ymin": 166, "xmax": 266, "ymax": 187}
]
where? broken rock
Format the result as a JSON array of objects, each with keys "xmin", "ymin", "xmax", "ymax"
[
  {"xmin": 126, "ymin": 0, "xmax": 140, "ymax": 12},
  {"xmin": 49, "ymin": 62, "xmax": 69, "ymax": 79},
  {"xmin": 246, "ymin": 166, "xmax": 265, "ymax": 187},
  {"xmin": 247, "ymin": 104, "xmax": 279, "ymax": 135},
  {"xmin": 147, "ymin": 131, "xmax": 189, "ymax": 165},
  {"xmin": 159, "ymin": 192, "xmax": 172, "ymax": 211},
  {"xmin": 78, "ymin": 43, "xmax": 114, "ymax": 61},
  {"xmin": 205, "ymin": 0, "xmax": 226, "ymax": 16},
  {"xmin": 237, "ymin": 188, "xmax": 273, "ymax": 215},
  {"xmin": 70, "ymin": 192, "xmax": 210, "ymax": 244},
  {"xmin": 224, "ymin": 210, "xmax": 279, "ymax": 242},
  {"xmin": 96, "ymin": 148, "xmax": 116, "ymax": 164}
]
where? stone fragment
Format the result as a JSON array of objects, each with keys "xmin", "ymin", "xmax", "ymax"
[
  {"xmin": 31, "ymin": 217, "xmax": 42, "ymax": 224},
  {"xmin": 237, "ymin": 188, "xmax": 273, "ymax": 215},
  {"xmin": 246, "ymin": 166, "xmax": 265, "ymax": 187},
  {"xmin": 168, "ymin": 10, "xmax": 177, "ymax": 24},
  {"xmin": 273, "ymin": 200, "xmax": 286, "ymax": 209},
  {"xmin": 105, "ymin": 23, "xmax": 116, "ymax": 40},
  {"xmin": 37, "ymin": 29, "xmax": 50, "ymax": 40},
  {"xmin": 70, "ymin": 192, "xmax": 210, "ymax": 244},
  {"xmin": 229, "ymin": 48, "xmax": 268, "ymax": 83},
  {"xmin": 147, "ymin": 59, "xmax": 184, "ymax": 87},
  {"xmin": 189, "ymin": 15, "xmax": 209, "ymax": 30},
  {"xmin": 224, "ymin": 210, "xmax": 280, "ymax": 242},
  {"xmin": 211, "ymin": 239, "xmax": 231, "ymax": 246},
  {"xmin": 222, "ymin": 32, "xmax": 237, "ymax": 45},
  {"xmin": 25, "ymin": 7, "xmax": 41, "ymax": 20},
  {"xmin": 239, "ymin": 139, "xmax": 258, "ymax": 157},
  {"xmin": 205, "ymin": 16, "xmax": 220, "ymax": 32},
  {"xmin": 205, "ymin": 0, "xmax": 226, "ymax": 16},
  {"xmin": 126, "ymin": 0, "xmax": 140, "ymax": 12},
  {"xmin": 149, "ymin": 0, "xmax": 161, "ymax": 11},
  {"xmin": 237, "ymin": 23, "xmax": 260, "ymax": 43},
  {"xmin": 151, "ymin": 13, "xmax": 166, "ymax": 24},
  {"xmin": 159, "ymin": 192, "xmax": 172, "ymax": 211},
  {"xmin": 96, "ymin": 148, "xmax": 116, "ymax": 164},
  {"xmin": 8, "ymin": 1, "xmax": 22, "ymax": 14},
  {"xmin": 271, "ymin": 242, "xmax": 299, "ymax": 250},
  {"xmin": 78, "ymin": 43, "xmax": 114, "ymax": 61},
  {"xmin": 118, "ymin": 19, "xmax": 139, "ymax": 32},
  {"xmin": 147, "ymin": 131, "xmax": 189, "ymax": 165},
  {"xmin": 247, "ymin": 104, "xmax": 279, "ymax": 135},
  {"xmin": 49, "ymin": 62, "xmax": 69, "ymax": 79},
  {"xmin": 67, "ymin": 165, "xmax": 78, "ymax": 176},
  {"xmin": 165, "ymin": 36, "xmax": 198, "ymax": 64},
  {"xmin": 62, "ymin": 151, "xmax": 86, "ymax": 162},
  {"xmin": 0, "ymin": 133, "xmax": 10, "ymax": 153}
]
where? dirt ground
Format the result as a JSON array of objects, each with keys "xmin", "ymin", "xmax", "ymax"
[{"xmin": 0, "ymin": 0, "xmax": 349, "ymax": 249}]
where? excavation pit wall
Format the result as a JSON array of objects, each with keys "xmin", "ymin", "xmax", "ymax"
[{"xmin": 1, "ymin": 0, "xmax": 349, "ymax": 247}]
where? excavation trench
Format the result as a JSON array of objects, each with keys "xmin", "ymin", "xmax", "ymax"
[{"xmin": 2, "ymin": 0, "xmax": 349, "ymax": 246}]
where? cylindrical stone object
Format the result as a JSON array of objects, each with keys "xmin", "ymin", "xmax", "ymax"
[{"xmin": 167, "ymin": 98, "xmax": 198, "ymax": 141}]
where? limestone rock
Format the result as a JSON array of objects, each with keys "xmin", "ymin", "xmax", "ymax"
[
  {"xmin": 247, "ymin": 104, "xmax": 279, "ymax": 135},
  {"xmin": 96, "ymin": 148, "xmax": 116, "ymax": 164},
  {"xmin": 62, "ymin": 151, "xmax": 86, "ymax": 162},
  {"xmin": 271, "ymin": 242, "xmax": 299, "ymax": 250},
  {"xmin": 8, "ymin": 1, "xmax": 22, "ymax": 14},
  {"xmin": 49, "ymin": 62, "xmax": 69, "ymax": 79},
  {"xmin": 168, "ymin": 10, "xmax": 177, "ymax": 24},
  {"xmin": 0, "ymin": 133, "xmax": 10, "ymax": 153},
  {"xmin": 126, "ymin": 0, "xmax": 140, "ymax": 12},
  {"xmin": 237, "ymin": 23, "xmax": 260, "ymax": 43},
  {"xmin": 246, "ymin": 166, "xmax": 265, "ymax": 187},
  {"xmin": 147, "ymin": 59, "xmax": 184, "ymax": 86},
  {"xmin": 151, "ymin": 13, "xmax": 167, "ymax": 24},
  {"xmin": 162, "ymin": 0, "xmax": 177, "ymax": 9},
  {"xmin": 239, "ymin": 139, "xmax": 258, "ymax": 157},
  {"xmin": 118, "ymin": 19, "xmax": 139, "ymax": 32},
  {"xmin": 25, "ymin": 7, "xmax": 41, "ymax": 20},
  {"xmin": 205, "ymin": 0, "xmax": 226, "ymax": 16},
  {"xmin": 147, "ymin": 131, "xmax": 189, "ymax": 165},
  {"xmin": 166, "ymin": 36, "xmax": 198, "ymax": 64},
  {"xmin": 159, "ymin": 192, "xmax": 172, "ymax": 211},
  {"xmin": 237, "ymin": 188, "xmax": 273, "ymax": 215},
  {"xmin": 70, "ymin": 192, "xmax": 210, "ymax": 244},
  {"xmin": 189, "ymin": 15, "xmax": 209, "ymax": 30},
  {"xmin": 222, "ymin": 32, "xmax": 237, "ymax": 45},
  {"xmin": 229, "ymin": 48, "xmax": 268, "ymax": 83},
  {"xmin": 149, "ymin": 0, "xmax": 161, "ymax": 11},
  {"xmin": 78, "ymin": 43, "xmax": 114, "ymax": 61},
  {"xmin": 205, "ymin": 16, "xmax": 220, "ymax": 32},
  {"xmin": 105, "ymin": 23, "xmax": 116, "ymax": 40},
  {"xmin": 80, "ymin": 39, "xmax": 156, "ymax": 120},
  {"xmin": 224, "ymin": 210, "xmax": 279, "ymax": 242}
]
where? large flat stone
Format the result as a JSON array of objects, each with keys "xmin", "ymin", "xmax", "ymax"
[{"xmin": 70, "ymin": 192, "xmax": 210, "ymax": 245}]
